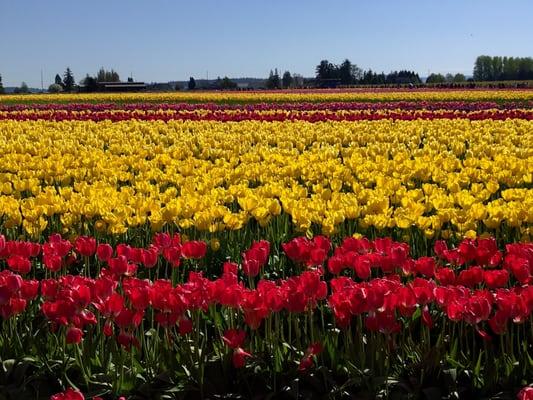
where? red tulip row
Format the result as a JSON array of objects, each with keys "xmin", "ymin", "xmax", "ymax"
[
  {"xmin": 1, "ymin": 108, "xmax": 532, "ymax": 122},
  {"xmin": 2, "ymin": 233, "xmax": 532, "ymax": 399},
  {"xmin": 2, "ymin": 233, "xmax": 531, "ymax": 281},
  {"xmin": 1, "ymin": 233, "xmax": 533, "ymax": 342}
]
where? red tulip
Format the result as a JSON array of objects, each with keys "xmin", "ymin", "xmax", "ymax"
[
  {"xmin": 242, "ymin": 240, "xmax": 270, "ymax": 277},
  {"xmin": 422, "ymin": 305, "xmax": 433, "ymax": 328},
  {"xmin": 299, "ymin": 355, "xmax": 314, "ymax": 372},
  {"xmin": 242, "ymin": 257, "xmax": 260, "ymax": 277},
  {"xmin": 163, "ymin": 246, "xmax": 181, "ymax": 267},
  {"xmin": 153, "ymin": 232, "xmax": 173, "ymax": 249},
  {"xmin": 7, "ymin": 256, "xmax": 31, "ymax": 274},
  {"xmin": 178, "ymin": 317, "xmax": 193, "ymax": 335},
  {"xmin": 181, "ymin": 240, "xmax": 207, "ymax": 259},
  {"xmin": 108, "ymin": 256, "xmax": 129, "ymax": 276},
  {"xmin": 232, "ymin": 347, "xmax": 251, "ymax": 368},
  {"xmin": 414, "ymin": 257, "xmax": 435, "ymax": 278},
  {"xmin": 223, "ymin": 261, "xmax": 238, "ymax": 275},
  {"xmin": 44, "ymin": 254, "xmax": 63, "ymax": 272},
  {"xmin": 298, "ymin": 341, "xmax": 323, "ymax": 372},
  {"xmin": 96, "ymin": 243, "xmax": 113, "ymax": 262},
  {"xmin": 327, "ymin": 255, "xmax": 344, "ymax": 275},
  {"xmin": 141, "ymin": 246, "xmax": 158, "ymax": 268},
  {"xmin": 308, "ymin": 236, "xmax": 330, "ymax": 266},
  {"xmin": 222, "ymin": 329, "xmax": 246, "ymax": 349},
  {"xmin": 114, "ymin": 245, "xmax": 130, "ymax": 260},
  {"xmin": 354, "ymin": 256, "xmax": 371, "ymax": 280},
  {"xmin": 66, "ymin": 326, "xmax": 83, "ymax": 344},
  {"xmin": 518, "ymin": 387, "xmax": 533, "ymax": 400},
  {"xmin": 457, "ymin": 266, "xmax": 484, "ymax": 287},
  {"xmin": 505, "ymin": 254, "xmax": 530, "ymax": 284},
  {"xmin": 435, "ymin": 268, "xmax": 455, "ymax": 286},
  {"xmin": 282, "ymin": 237, "xmax": 312, "ymax": 263},
  {"xmin": 117, "ymin": 331, "xmax": 140, "ymax": 351},
  {"xmin": 103, "ymin": 321, "xmax": 114, "ymax": 336},
  {"xmin": 434, "ymin": 240, "xmax": 448, "ymax": 258},
  {"xmin": 475, "ymin": 238, "xmax": 501, "ymax": 267},
  {"xmin": 74, "ymin": 236, "xmax": 96, "ymax": 257},
  {"xmin": 20, "ymin": 280, "xmax": 39, "ymax": 299},
  {"xmin": 50, "ymin": 388, "xmax": 85, "ymax": 400},
  {"xmin": 483, "ymin": 269, "xmax": 509, "ymax": 289}
]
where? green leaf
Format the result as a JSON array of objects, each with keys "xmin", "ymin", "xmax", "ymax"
[
  {"xmin": 411, "ymin": 307, "xmax": 421, "ymax": 321},
  {"xmin": 474, "ymin": 351, "xmax": 483, "ymax": 376}
]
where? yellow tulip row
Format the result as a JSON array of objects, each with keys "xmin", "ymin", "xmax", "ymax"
[
  {"xmin": 1, "ymin": 89, "xmax": 533, "ymax": 104},
  {"xmin": 0, "ymin": 118, "xmax": 531, "ymax": 239}
]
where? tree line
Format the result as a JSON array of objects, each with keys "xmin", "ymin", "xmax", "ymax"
[
  {"xmin": 1, "ymin": 55, "xmax": 532, "ymax": 94},
  {"xmin": 473, "ymin": 56, "xmax": 533, "ymax": 81},
  {"xmin": 315, "ymin": 59, "xmax": 422, "ymax": 86},
  {"xmin": 48, "ymin": 67, "xmax": 122, "ymax": 93},
  {"xmin": 264, "ymin": 69, "xmax": 303, "ymax": 89}
]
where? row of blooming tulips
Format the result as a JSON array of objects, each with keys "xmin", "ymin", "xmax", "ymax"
[
  {"xmin": 2, "ymin": 89, "xmax": 533, "ymax": 104},
  {"xmin": 0, "ymin": 118, "xmax": 531, "ymax": 239},
  {"xmin": 1, "ymin": 233, "xmax": 533, "ymax": 398},
  {"xmin": 1, "ymin": 100, "xmax": 532, "ymax": 111},
  {"xmin": 2, "ymin": 108, "xmax": 532, "ymax": 122}
]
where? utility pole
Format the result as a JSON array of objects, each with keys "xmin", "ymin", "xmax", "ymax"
[{"xmin": 40, "ymin": 69, "xmax": 44, "ymax": 92}]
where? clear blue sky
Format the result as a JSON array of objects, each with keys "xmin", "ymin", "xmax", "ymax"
[{"xmin": 1, "ymin": 0, "xmax": 532, "ymax": 87}]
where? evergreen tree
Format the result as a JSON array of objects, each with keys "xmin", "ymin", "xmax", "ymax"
[
  {"xmin": 55, "ymin": 74, "xmax": 63, "ymax": 87},
  {"xmin": 339, "ymin": 59, "xmax": 361, "ymax": 85},
  {"xmin": 18, "ymin": 82, "xmax": 29, "ymax": 93},
  {"xmin": 265, "ymin": 69, "xmax": 281, "ymax": 89},
  {"xmin": 220, "ymin": 77, "xmax": 237, "ymax": 90},
  {"xmin": 63, "ymin": 67, "xmax": 75, "ymax": 92},
  {"xmin": 188, "ymin": 77, "xmax": 196, "ymax": 90},
  {"xmin": 81, "ymin": 74, "xmax": 98, "ymax": 92},
  {"xmin": 0, "ymin": 74, "xmax": 4, "ymax": 94},
  {"xmin": 315, "ymin": 60, "xmax": 336, "ymax": 81},
  {"xmin": 282, "ymin": 71, "xmax": 293, "ymax": 88}
]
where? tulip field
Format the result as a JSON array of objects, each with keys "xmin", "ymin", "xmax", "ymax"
[{"xmin": 0, "ymin": 90, "xmax": 532, "ymax": 399}]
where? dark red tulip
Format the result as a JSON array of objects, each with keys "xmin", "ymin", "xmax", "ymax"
[
  {"xmin": 50, "ymin": 388, "xmax": 85, "ymax": 400},
  {"xmin": 232, "ymin": 347, "xmax": 251, "ymax": 368},
  {"xmin": 66, "ymin": 326, "xmax": 83, "ymax": 344},
  {"xmin": 181, "ymin": 240, "xmax": 207, "ymax": 259},
  {"xmin": 74, "ymin": 236, "xmax": 96, "ymax": 257},
  {"xmin": 96, "ymin": 243, "xmax": 113, "ymax": 262},
  {"xmin": 222, "ymin": 329, "xmax": 246, "ymax": 349},
  {"xmin": 7, "ymin": 256, "xmax": 31, "ymax": 274}
]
